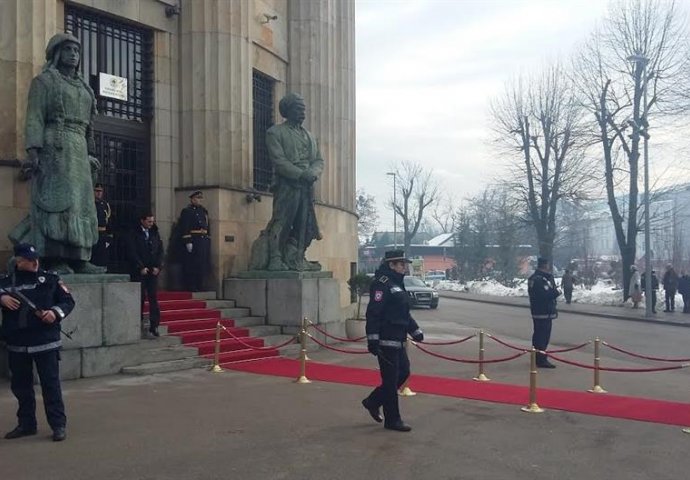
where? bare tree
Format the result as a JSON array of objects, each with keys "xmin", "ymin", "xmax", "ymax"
[
  {"xmin": 573, "ymin": 0, "xmax": 690, "ymax": 300},
  {"xmin": 391, "ymin": 160, "xmax": 439, "ymax": 252},
  {"xmin": 430, "ymin": 193, "xmax": 458, "ymax": 234},
  {"xmin": 355, "ymin": 188, "xmax": 379, "ymax": 245},
  {"xmin": 491, "ymin": 63, "xmax": 591, "ymax": 261}
]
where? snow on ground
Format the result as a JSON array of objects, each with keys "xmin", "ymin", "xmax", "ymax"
[{"xmin": 435, "ymin": 278, "xmax": 686, "ymax": 310}]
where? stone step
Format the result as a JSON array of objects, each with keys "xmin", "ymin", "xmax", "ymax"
[
  {"xmin": 121, "ymin": 357, "xmax": 210, "ymax": 376},
  {"xmin": 230, "ymin": 316, "xmax": 265, "ymax": 328},
  {"xmin": 137, "ymin": 345, "xmax": 200, "ymax": 364},
  {"xmin": 246, "ymin": 325, "xmax": 282, "ymax": 337},
  {"xmin": 204, "ymin": 299, "xmax": 237, "ymax": 309},
  {"xmin": 192, "ymin": 291, "xmax": 218, "ymax": 300},
  {"xmin": 219, "ymin": 307, "xmax": 251, "ymax": 318}
]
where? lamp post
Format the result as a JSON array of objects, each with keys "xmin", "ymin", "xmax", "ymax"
[
  {"xmin": 386, "ymin": 172, "xmax": 397, "ymax": 249},
  {"xmin": 628, "ymin": 53, "xmax": 652, "ymax": 318}
]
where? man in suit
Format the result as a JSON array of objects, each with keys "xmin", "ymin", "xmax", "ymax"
[{"xmin": 127, "ymin": 212, "xmax": 164, "ymax": 337}]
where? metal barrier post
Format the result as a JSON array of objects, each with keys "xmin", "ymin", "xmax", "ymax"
[
  {"xmin": 210, "ymin": 320, "xmax": 224, "ymax": 373},
  {"xmin": 587, "ymin": 337, "xmax": 607, "ymax": 393},
  {"xmin": 521, "ymin": 348, "xmax": 544, "ymax": 413},
  {"xmin": 295, "ymin": 316, "xmax": 311, "ymax": 384},
  {"xmin": 473, "ymin": 330, "xmax": 490, "ymax": 382}
]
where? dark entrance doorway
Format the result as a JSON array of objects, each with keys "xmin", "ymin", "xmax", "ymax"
[{"xmin": 66, "ymin": 5, "xmax": 154, "ymax": 273}]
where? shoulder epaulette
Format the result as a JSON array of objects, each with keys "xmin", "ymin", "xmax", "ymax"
[{"xmin": 378, "ymin": 275, "xmax": 389, "ymax": 284}]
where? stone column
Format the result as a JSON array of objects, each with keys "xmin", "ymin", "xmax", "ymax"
[
  {"xmin": 287, "ymin": 0, "xmax": 356, "ymax": 212},
  {"xmin": 178, "ymin": 0, "xmax": 253, "ymax": 188}
]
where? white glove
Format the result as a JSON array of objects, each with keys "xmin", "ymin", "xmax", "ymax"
[
  {"xmin": 105, "ymin": 242, "xmax": 110, "ymax": 249},
  {"xmin": 186, "ymin": 243, "xmax": 193, "ymax": 253}
]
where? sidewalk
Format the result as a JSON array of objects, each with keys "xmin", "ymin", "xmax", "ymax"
[{"xmin": 439, "ymin": 290, "xmax": 690, "ymax": 327}]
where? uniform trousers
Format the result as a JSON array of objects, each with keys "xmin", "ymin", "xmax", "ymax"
[
  {"xmin": 532, "ymin": 318, "xmax": 553, "ymax": 365},
  {"xmin": 364, "ymin": 346, "xmax": 410, "ymax": 425},
  {"xmin": 137, "ymin": 273, "xmax": 160, "ymax": 331},
  {"xmin": 90, "ymin": 234, "xmax": 110, "ymax": 267},
  {"xmin": 183, "ymin": 236, "xmax": 210, "ymax": 292},
  {"xmin": 8, "ymin": 349, "xmax": 66, "ymax": 430},
  {"xmin": 564, "ymin": 288, "xmax": 573, "ymax": 304}
]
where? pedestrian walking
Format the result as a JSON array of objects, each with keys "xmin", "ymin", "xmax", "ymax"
[
  {"xmin": 528, "ymin": 257, "xmax": 561, "ymax": 369},
  {"xmin": 127, "ymin": 213, "xmax": 164, "ymax": 337},
  {"xmin": 0, "ymin": 243, "xmax": 75, "ymax": 442},
  {"xmin": 90, "ymin": 183, "xmax": 113, "ymax": 268},
  {"xmin": 560, "ymin": 269, "xmax": 577, "ymax": 304},
  {"xmin": 641, "ymin": 270, "xmax": 659, "ymax": 313},
  {"xmin": 362, "ymin": 250, "xmax": 423, "ymax": 432},
  {"xmin": 629, "ymin": 265, "xmax": 642, "ymax": 309},
  {"xmin": 678, "ymin": 270, "xmax": 690, "ymax": 314},
  {"xmin": 662, "ymin": 264, "xmax": 678, "ymax": 312},
  {"xmin": 178, "ymin": 190, "xmax": 211, "ymax": 292}
]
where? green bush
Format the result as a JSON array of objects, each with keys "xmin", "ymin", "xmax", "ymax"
[{"xmin": 347, "ymin": 273, "xmax": 372, "ymax": 320}]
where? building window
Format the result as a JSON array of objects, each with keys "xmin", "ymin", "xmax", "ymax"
[
  {"xmin": 65, "ymin": 5, "xmax": 154, "ymax": 121},
  {"xmin": 252, "ymin": 70, "xmax": 275, "ymax": 192}
]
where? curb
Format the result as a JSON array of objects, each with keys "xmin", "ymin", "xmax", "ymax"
[{"xmin": 438, "ymin": 292, "xmax": 690, "ymax": 329}]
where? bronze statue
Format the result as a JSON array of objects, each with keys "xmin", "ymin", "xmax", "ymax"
[
  {"xmin": 249, "ymin": 93, "xmax": 323, "ymax": 271},
  {"xmin": 10, "ymin": 33, "xmax": 104, "ymax": 274}
]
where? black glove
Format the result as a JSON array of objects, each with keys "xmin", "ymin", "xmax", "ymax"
[
  {"xmin": 367, "ymin": 340, "xmax": 379, "ymax": 356},
  {"xmin": 411, "ymin": 330, "xmax": 424, "ymax": 342}
]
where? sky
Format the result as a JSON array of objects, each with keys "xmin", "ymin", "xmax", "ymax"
[{"xmin": 355, "ymin": 0, "xmax": 690, "ymax": 231}]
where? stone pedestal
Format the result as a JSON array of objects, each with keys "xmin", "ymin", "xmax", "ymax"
[
  {"xmin": 0, "ymin": 274, "xmax": 142, "ymax": 380},
  {"xmin": 224, "ymin": 271, "xmax": 341, "ymax": 331}
]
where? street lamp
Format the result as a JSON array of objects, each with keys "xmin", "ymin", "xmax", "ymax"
[
  {"xmin": 627, "ymin": 53, "xmax": 652, "ymax": 318},
  {"xmin": 386, "ymin": 172, "xmax": 397, "ymax": 250}
]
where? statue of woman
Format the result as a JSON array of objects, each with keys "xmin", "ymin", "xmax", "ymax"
[{"xmin": 10, "ymin": 33, "xmax": 104, "ymax": 274}]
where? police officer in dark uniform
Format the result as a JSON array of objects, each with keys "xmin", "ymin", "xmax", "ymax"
[
  {"xmin": 361, "ymin": 250, "xmax": 423, "ymax": 432},
  {"xmin": 528, "ymin": 257, "xmax": 560, "ymax": 369},
  {"xmin": 0, "ymin": 243, "xmax": 75, "ymax": 441},
  {"xmin": 90, "ymin": 183, "xmax": 113, "ymax": 268},
  {"xmin": 178, "ymin": 190, "xmax": 211, "ymax": 292}
]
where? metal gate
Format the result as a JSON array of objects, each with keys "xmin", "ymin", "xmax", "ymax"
[{"xmin": 66, "ymin": 5, "xmax": 154, "ymax": 273}]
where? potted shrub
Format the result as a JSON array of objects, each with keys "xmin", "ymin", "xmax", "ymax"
[{"xmin": 346, "ymin": 273, "xmax": 372, "ymax": 339}]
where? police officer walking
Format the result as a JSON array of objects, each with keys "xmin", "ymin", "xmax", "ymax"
[
  {"xmin": 90, "ymin": 183, "xmax": 113, "ymax": 268},
  {"xmin": 0, "ymin": 243, "xmax": 75, "ymax": 441},
  {"xmin": 528, "ymin": 257, "xmax": 560, "ymax": 369},
  {"xmin": 361, "ymin": 250, "xmax": 423, "ymax": 432},
  {"xmin": 178, "ymin": 190, "xmax": 211, "ymax": 292}
]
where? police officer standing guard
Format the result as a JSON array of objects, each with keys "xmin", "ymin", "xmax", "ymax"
[
  {"xmin": 178, "ymin": 191, "xmax": 211, "ymax": 292},
  {"xmin": 0, "ymin": 243, "xmax": 75, "ymax": 441},
  {"xmin": 362, "ymin": 250, "xmax": 423, "ymax": 432},
  {"xmin": 528, "ymin": 257, "xmax": 560, "ymax": 369},
  {"xmin": 90, "ymin": 183, "xmax": 113, "ymax": 268}
]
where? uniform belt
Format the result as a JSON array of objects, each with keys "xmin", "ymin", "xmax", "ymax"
[
  {"xmin": 189, "ymin": 229, "xmax": 208, "ymax": 235},
  {"xmin": 379, "ymin": 340, "xmax": 403, "ymax": 348},
  {"xmin": 98, "ymin": 227, "xmax": 107, "ymax": 232},
  {"xmin": 6, "ymin": 340, "xmax": 62, "ymax": 354},
  {"xmin": 532, "ymin": 314, "xmax": 553, "ymax": 320}
]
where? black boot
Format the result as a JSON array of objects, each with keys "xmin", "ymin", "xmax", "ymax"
[
  {"xmin": 384, "ymin": 420, "xmax": 412, "ymax": 432},
  {"xmin": 4, "ymin": 425, "xmax": 37, "ymax": 439},
  {"xmin": 361, "ymin": 399, "xmax": 383, "ymax": 423}
]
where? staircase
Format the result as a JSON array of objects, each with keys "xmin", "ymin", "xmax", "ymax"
[{"xmin": 121, "ymin": 291, "xmax": 287, "ymax": 375}]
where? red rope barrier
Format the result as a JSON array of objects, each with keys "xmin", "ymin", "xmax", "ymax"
[
  {"xmin": 547, "ymin": 353, "xmax": 688, "ymax": 372},
  {"xmin": 416, "ymin": 334, "xmax": 476, "ymax": 346},
  {"xmin": 602, "ymin": 342, "xmax": 690, "ymax": 363},
  {"xmin": 221, "ymin": 325, "xmax": 297, "ymax": 351},
  {"xmin": 307, "ymin": 322, "xmax": 365, "ymax": 342},
  {"xmin": 486, "ymin": 335, "xmax": 529, "ymax": 352},
  {"xmin": 307, "ymin": 334, "xmax": 370, "ymax": 354},
  {"xmin": 413, "ymin": 341, "xmax": 527, "ymax": 364},
  {"xmin": 546, "ymin": 342, "xmax": 591, "ymax": 354}
]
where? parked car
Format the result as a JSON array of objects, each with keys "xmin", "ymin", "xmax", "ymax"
[{"xmin": 404, "ymin": 276, "xmax": 439, "ymax": 309}]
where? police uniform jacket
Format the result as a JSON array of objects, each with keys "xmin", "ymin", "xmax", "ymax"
[
  {"xmin": 96, "ymin": 199, "xmax": 113, "ymax": 240},
  {"xmin": 528, "ymin": 269, "xmax": 560, "ymax": 320},
  {"xmin": 0, "ymin": 269, "xmax": 75, "ymax": 351},
  {"xmin": 179, "ymin": 204, "xmax": 210, "ymax": 243},
  {"xmin": 365, "ymin": 265, "xmax": 422, "ymax": 348}
]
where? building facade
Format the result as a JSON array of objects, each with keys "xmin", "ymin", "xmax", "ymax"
[{"xmin": 0, "ymin": 0, "xmax": 357, "ymax": 308}]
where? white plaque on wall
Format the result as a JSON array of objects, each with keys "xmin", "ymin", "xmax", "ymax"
[{"xmin": 99, "ymin": 72, "xmax": 128, "ymax": 101}]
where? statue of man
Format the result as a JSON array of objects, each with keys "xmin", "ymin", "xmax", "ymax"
[
  {"xmin": 249, "ymin": 93, "xmax": 323, "ymax": 271},
  {"xmin": 10, "ymin": 33, "xmax": 104, "ymax": 274}
]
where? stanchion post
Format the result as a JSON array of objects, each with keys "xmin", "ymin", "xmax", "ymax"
[
  {"xmin": 209, "ymin": 320, "xmax": 224, "ymax": 373},
  {"xmin": 398, "ymin": 340, "xmax": 416, "ymax": 396},
  {"xmin": 473, "ymin": 330, "xmax": 490, "ymax": 382},
  {"xmin": 587, "ymin": 337, "xmax": 607, "ymax": 394},
  {"xmin": 295, "ymin": 316, "xmax": 311, "ymax": 384},
  {"xmin": 521, "ymin": 348, "xmax": 544, "ymax": 413}
]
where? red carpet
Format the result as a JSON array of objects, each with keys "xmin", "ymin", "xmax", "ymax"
[{"xmin": 227, "ymin": 358, "xmax": 690, "ymax": 427}]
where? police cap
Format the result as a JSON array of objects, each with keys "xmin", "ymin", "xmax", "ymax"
[
  {"xmin": 537, "ymin": 257, "xmax": 550, "ymax": 268},
  {"xmin": 383, "ymin": 250, "xmax": 412, "ymax": 264},
  {"xmin": 14, "ymin": 243, "xmax": 39, "ymax": 260},
  {"xmin": 189, "ymin": 190, "xmax": 203, "ymax": 199},
  {"xmin": 94, "ymin": 183, "xmax": 104, "ymax": 191}
]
